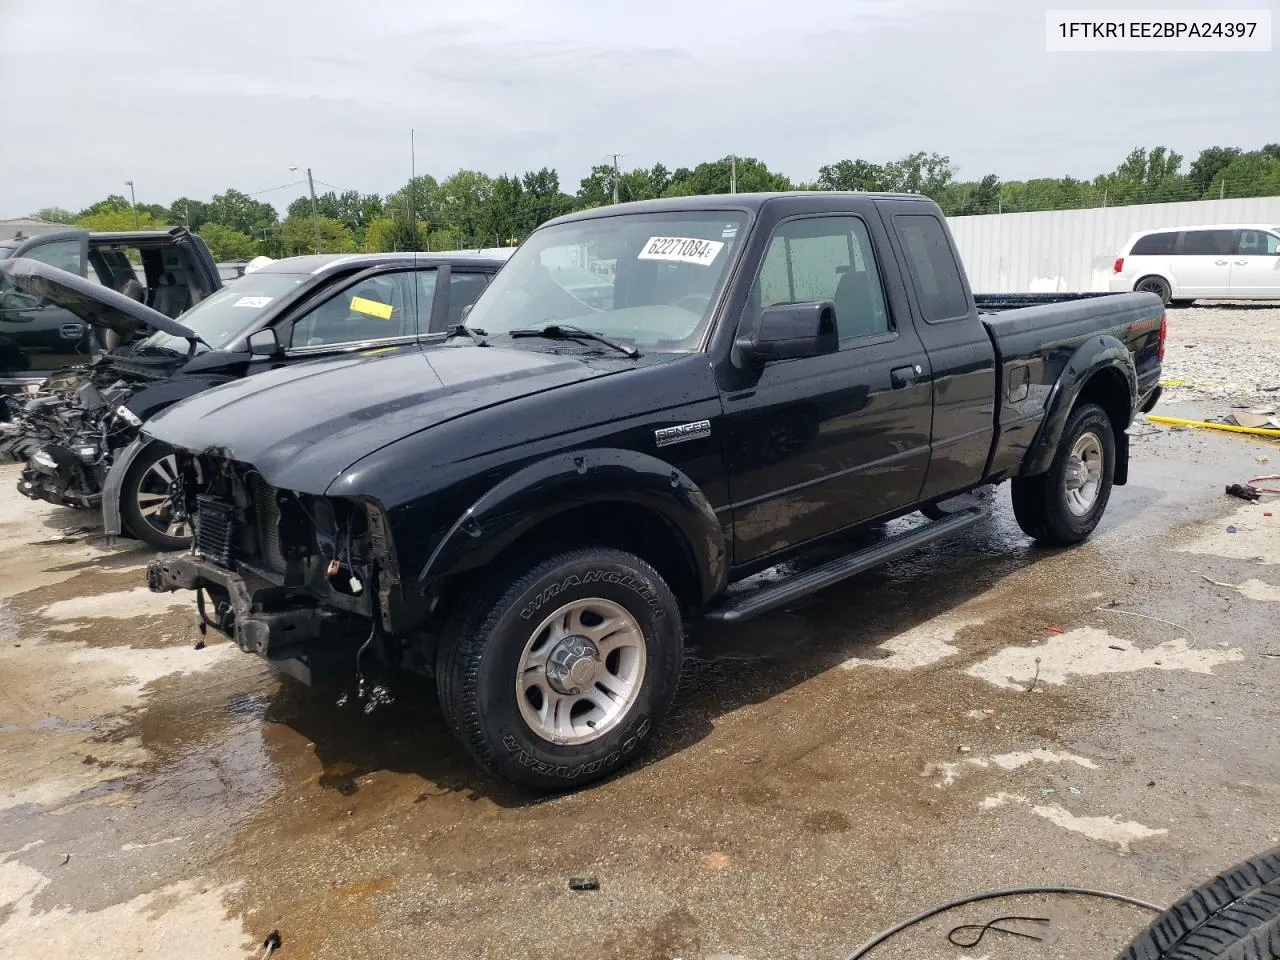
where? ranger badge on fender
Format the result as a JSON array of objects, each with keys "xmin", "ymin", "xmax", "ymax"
[{"xmin": 654, "ymin": 420, "xmax": 712, "ymax": 448}]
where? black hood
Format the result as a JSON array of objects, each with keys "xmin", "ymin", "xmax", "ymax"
[
  {"xmin": 0, "ymin": 257, "xmax": 203, "ymax": 343},
  {"xmin": 143, "ymin": 343, "xmax": 629, "ymax": 493}
]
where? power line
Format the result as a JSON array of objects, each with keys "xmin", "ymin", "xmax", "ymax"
[{"xmin": 247, "ymin": 179, "xmax": 307, "ymax": 196}]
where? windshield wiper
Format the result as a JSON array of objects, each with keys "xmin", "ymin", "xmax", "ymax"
[
  {"xmin": 444, "ymin": 323, "xmax": 488, "ymax": 347},
  {"xmin": 509, "ymin": 324, "xmax": 640, "ymax": 358}
]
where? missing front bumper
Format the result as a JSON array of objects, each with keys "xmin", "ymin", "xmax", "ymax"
[{"xmin": 146, "ymin": 555, "xmax": 352, "ymax": 681}]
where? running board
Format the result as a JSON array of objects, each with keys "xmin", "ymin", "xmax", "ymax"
[{"xmin": 704, "ymin": 506, "xmax": 987, "ymax": 624}]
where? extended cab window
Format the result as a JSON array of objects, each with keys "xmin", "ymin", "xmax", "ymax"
[
  {"xmin": 754, "ymin": 216, "xmax": 889, "ymax": 340},
  {"xmin": 1130, "ymin": 232, "xmax": 1177, "ymax": 255},
  {"xmin": 893, "ymin": 214, "xmax": 969, "ymax": 322},
  {"xmin": 290, "ymin": 271, "xmax": 421, "ymax": 349},
  {"xmin": 445, "ymin": 271, "xmax": 489, "ymax": 328}
]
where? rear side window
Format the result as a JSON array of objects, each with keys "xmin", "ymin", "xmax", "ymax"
[
  {"xmin": 1178, "ymin": 230, "xmax": 1236, "ymax": 256},
  {"xmin": 893, "ymin": 215, "xmax": 969, "ymax": 322},
  {"xmin": 1130, "ymin": 232, "xmax": 1177, "ymax": 255},
  {"xmin": 1238, "ymin": 230, "xmax": 1280, "ymax": 256}
]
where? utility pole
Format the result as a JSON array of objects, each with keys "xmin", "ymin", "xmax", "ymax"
[
  {"xmin": 606, "ymin": 153, "xmax": 624, "ymax": 204},
  {"xmin": 729, "ymin": 156, "xmax": 737, "ymax": 194},
  {"xmin": 124, "ymin": 180, "xmax": 138, "ymax": 228},
  {"xmin": 306, "ymin": 168, "xmax": 321, "ymax": 254}
]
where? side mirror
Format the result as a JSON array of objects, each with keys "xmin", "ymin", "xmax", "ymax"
[
  {"xmin": 735, "ymin": 300, "xmax": 838, "ymax": 365},
  {"xmin": 247, "ymin": 328, "xmax": 281, "ymax": 357}
]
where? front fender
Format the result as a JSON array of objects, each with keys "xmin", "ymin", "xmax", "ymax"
[
  {"xmin": 418, "ymin": 448, "xmax": 727, "ymax": 604},
  {"xmin": 102, "ymin": 435, "xmax": 146, "ymax": 537},
  {"xmin": 123, "ymin": 375, "xmax": 236, "ymax": 422},
  {"xmin": 1020, "ymin": 335, "xmax": 1136, "ymax": 476}
]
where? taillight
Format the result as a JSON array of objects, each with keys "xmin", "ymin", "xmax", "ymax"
[
  {"xmin": 1157, "ymin": 311, "xmax": 1167, "ymax": 363},
  {"xmin": 1113, "ymin": 257, "xmax": 1124, "ymax": 273}
]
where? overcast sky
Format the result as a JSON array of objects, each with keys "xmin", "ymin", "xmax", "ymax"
[{"xmin": 1, "ymin": 0, "xmax": 1275, "ymax": 217}]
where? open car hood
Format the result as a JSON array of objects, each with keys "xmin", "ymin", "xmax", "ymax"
[{"xmin": 0, "ymin": 257, "xmax": 202, "ymax": 343}]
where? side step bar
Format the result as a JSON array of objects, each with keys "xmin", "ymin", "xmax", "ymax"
[{"xmin": 704, "ymin": 506, "xmax": 988, "ymax": 624}]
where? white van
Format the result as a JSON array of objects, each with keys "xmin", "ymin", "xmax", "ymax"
[{"xmin": 1110, "ymin": 224, "xmax": 1280, "ymax": 305}]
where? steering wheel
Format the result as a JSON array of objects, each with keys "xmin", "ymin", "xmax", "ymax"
[{"xmin": 674, "ymin": 294, "xmax": 711, "ymax": 314}]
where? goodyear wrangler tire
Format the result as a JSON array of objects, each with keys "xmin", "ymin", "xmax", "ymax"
[
  {"xmin": 437, "ymin": 548, "xmax": 683, "ymax": 792},
  {"xmin": 1116, "ymin": 845, "xmax": 1280, "ymax": 959},
  {"xmin": 1012, "ymin": 402, "xmax": 1115, "ymax": 546}
]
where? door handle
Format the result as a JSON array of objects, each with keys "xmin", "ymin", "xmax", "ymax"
[
  {"xmin": 1214, "ymin": 260, "xmax": 1229, "ymax": 265},
  {"xmin": 890, "ymin": 364, "xmax": 921, "ymax": 389}
]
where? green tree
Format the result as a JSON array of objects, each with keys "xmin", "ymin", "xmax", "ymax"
[
  {"xmin": 1206, "ymin": 151, "xmax": 1280, "ymax": 199},
  {"xmin": 169, "ymin": 197, "xmax": 211, "ymax": 230},
  {"xmin": 1188, "ymin": 147, "xmax": 1242, "ymax": 194},
  {"xmin": 816, "ymin": 159, "xmax": 886, "ymax": 191},
  {"xmin": 32, "ymin": 207, "xmax": 76, "ymax": 224},
  {"xmin": 197, "ymin": 223, "xmax": 258, "ymax": 261},
  {"xmin": 280, "ymin": 214, "xmax": 354, "ymax": 254},
  {"xmin": 76, "ymin": 208, "xmax": 165, "ymax": 231},
  {"xmin": 436, "ymin": 170, "xmax": 495, "ymax": 246},
  {"xmin": 206, "ymin": 188, "xmax": 278, "ymax": 235}
]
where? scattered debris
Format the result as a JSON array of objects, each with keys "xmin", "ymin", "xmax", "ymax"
[
  {"xmin": 59, "ymin": 853, "xmax": 70, "ymax": 866},
  {"xmin": 948, "ymin": 916, "xmax": 1049, "ymax": 949},
  {"xmin": 569, "ymin": 876, "xmax": 600, "ymax": 891},
  {"xmin": 1226, "ymin": 484, "xmax": 1262, "ymax": 502},
  {"xmin": 193, "ymin": 638, "xmax": 206, "ymax": 651},
  {"xmin": 1025, "ymin": 657, "xmax": 1042, "ymax": 694},
  {"xmin": 1227, "ymin": 525, "xmax": 1238, "ymax": 534},
  {"xmin": 1094, "ymin": 604, "xmax": 1195, "ymax": 647},
  {"xmin": 741, "ymin": 756, "xmax": 761, "ymax": 764},
  {"xmin": 260, "ymin": 929, "xmax": 282, "ymax": 959},
  {"xmin": 1044, "ymin": 625, "xmax": 1065, "ymax": 634},
  {"xmin": 957, "ymin": 746, "xmax": 972, "ymax": 754}
]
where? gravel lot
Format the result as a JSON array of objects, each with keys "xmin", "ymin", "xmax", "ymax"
[{"xmin": 1160, "ymin": 301, "xmax": 1280, "ymax": 413}]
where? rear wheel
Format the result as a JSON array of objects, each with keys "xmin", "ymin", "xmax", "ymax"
[
  {"xmin": 120, "ymin": 442, "xmax": 202, "ymax": 551},
  {"xmin": 436, "ymin": 547, "xmax": 683, "ymax": 791},
  {"xmin": 1011, "ymin": 403, "xmax": 1115, "ymax": 545},
  {"xmin": 1116, "ymin": 846, "xmax": 1280, "ymax": 959},
  {"xmin": 1135, "ymin": 275, "xmax": 1172, "ymax": 305}
]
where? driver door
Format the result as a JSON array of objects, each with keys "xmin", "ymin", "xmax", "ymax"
[
  {"xmin": 1, "ymin": 232, "xmax": 92, "ymax": 381},
  {"xmin": 283, "ymin": 268, "xmax": 434, "ymax": 360}
]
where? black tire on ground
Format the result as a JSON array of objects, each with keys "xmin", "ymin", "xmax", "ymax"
[
  {"xmin": 1169, "ymin": 299, "xmax": 1196, "ymax": 308},
  {"xmin": 120, "ymin": 441, "xmax": 196, "ymax": 551},
  {"xmin": 436, "ymin": 547, "xmax": 683, "ymax": 792},
  {"xmin": 1116, "ymin": 846, "xmax": 1280, "ymax": 959},
  {"xmin": 1011, "ymin": 402, "xmax": 1115, "ymax": 545},
  {"xmin": 1135, "ymin": 275, "xmax": 1172, "ymax": 305}
]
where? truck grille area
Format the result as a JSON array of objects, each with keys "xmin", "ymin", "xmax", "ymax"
[{"xmin": 195, "ymin": 495, "xmax": 235, "ymax": 568}]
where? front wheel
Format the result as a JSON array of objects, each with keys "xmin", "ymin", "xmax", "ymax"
[
  {"xmin": 120, "ymin": 442, "xmax": 202, "ymax": 551},
  {"xmin": 1011, "ymin": 403, "xmax": 1115, "ymax": 545},
  {"xmin": 437, "ymin": 548, "xmax": 683, "ymax": 791}
]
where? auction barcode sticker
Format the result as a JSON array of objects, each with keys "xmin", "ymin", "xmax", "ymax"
[
  {"xmin": 638, "ymin": 236, "xmax": 724, "ymax": 266},
  {"xmin": 1046, "ymin": 9, "xmax": 1271, "ymax": 51}
]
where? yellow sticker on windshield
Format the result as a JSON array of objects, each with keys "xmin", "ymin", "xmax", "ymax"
[{"xmin": 350, "ymin": 295, "xmax": 393, "ymax": 319}]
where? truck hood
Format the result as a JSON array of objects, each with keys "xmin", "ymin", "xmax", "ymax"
[
  {"xmin": 0, "ymin": 257, "xmax": 202, "ymax": 343},
  {"xmin": 143, "ymin": 344, "xmax": 625, "ymax": 492}
]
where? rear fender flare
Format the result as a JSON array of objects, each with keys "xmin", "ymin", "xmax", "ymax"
[
  {"xmin": 418, "ymin": 448, "xmax": 727, "ymax": 604},
  {"xmin": 1020, "ymin": 336, "xmax": 1136, "ymax": 477}
]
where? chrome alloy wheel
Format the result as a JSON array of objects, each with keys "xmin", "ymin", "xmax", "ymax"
[
  {"xmin": 1063, "ymin": 431, "xmax": 1104, "ymax": 516},
  {"xmin": 135, "ymin": 454, "xmax": 202, "ymax": 540},
  {"xmin": 515, "ymin": 598, "xmax": 647, "ymax": 746}
]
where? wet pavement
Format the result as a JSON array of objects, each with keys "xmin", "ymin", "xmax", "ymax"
[{"xmin": 1, "ymin": 421, "xmax": 1277, "ymax": 960}]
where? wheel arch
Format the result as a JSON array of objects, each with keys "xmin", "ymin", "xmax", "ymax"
[
  {"xmin": 419, "ymin": 448, "xmax": 727, "ymax": 610},
  {"xmin": 1020, "ymin": 337, "xmax": 1136, "ymax": 482},
  {"xmin": 1132, "ymin": 272, "xmax": 1174, "ymax": 302}
]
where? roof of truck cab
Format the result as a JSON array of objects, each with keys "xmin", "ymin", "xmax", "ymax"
[
  {"xmin": 252, "ymin": 252, "xmax": 510, "ymax": 276},
  {"xmin": 544, "ymin": 191, "xmax": 928, "ymax": 226}
]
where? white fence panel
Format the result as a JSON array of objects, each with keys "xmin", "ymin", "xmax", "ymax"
[{"xmin": 949, "ymin": 197, "xmax": 1280, "ymax": 293}]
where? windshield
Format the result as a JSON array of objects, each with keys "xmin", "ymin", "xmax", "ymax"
[
  {"xmin": 0, "ymin": 246, "xmax": 15, "ymax": 261},
  {"xmin": 465, "ymin": 211, "xmax": 746, "ymax": 351},
  {"xmin": 140, "ymin": 273, "xmax": 307, "ymax": 353}
]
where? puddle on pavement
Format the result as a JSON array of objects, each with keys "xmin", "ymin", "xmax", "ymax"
[
  {"xmin": 926, "ymin": 748, "xmax": 1099, "ymax": 788},
  {"xmin": 1175, "ymin": 500, "xmax": 1280, "ymax": 565}
]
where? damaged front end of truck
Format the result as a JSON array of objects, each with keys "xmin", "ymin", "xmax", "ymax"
[{"xmin": 146, "ymin": 450, "xmax": 413, "ymax": 699}]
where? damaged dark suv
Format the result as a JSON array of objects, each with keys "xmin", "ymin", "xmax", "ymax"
[
  {"xmin": 1, "ymin": 251, "xmax": 505, "ymax": 548},
  {"xmin": 142, "ymin": 193, "xmax": 1163, "ymax": 791}
]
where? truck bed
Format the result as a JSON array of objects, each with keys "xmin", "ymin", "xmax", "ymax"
[{"xmin": 974, "ymin": 291, "xmax": 1122, "ymax": 313}]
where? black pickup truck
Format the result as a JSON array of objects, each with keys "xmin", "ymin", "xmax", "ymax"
[{"xmin": 143, "ymin": 192, "xmax": 1164, "ymax": 790}]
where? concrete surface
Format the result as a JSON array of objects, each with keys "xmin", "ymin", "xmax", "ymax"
[{"xmin": 1, "ymin": 420, "xmax": 1278, "ymax": 960}]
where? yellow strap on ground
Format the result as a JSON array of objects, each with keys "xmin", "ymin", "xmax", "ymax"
[{"xmin": 1146, "ymin": 415, "xmax": 1280, "ymax": 438}]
